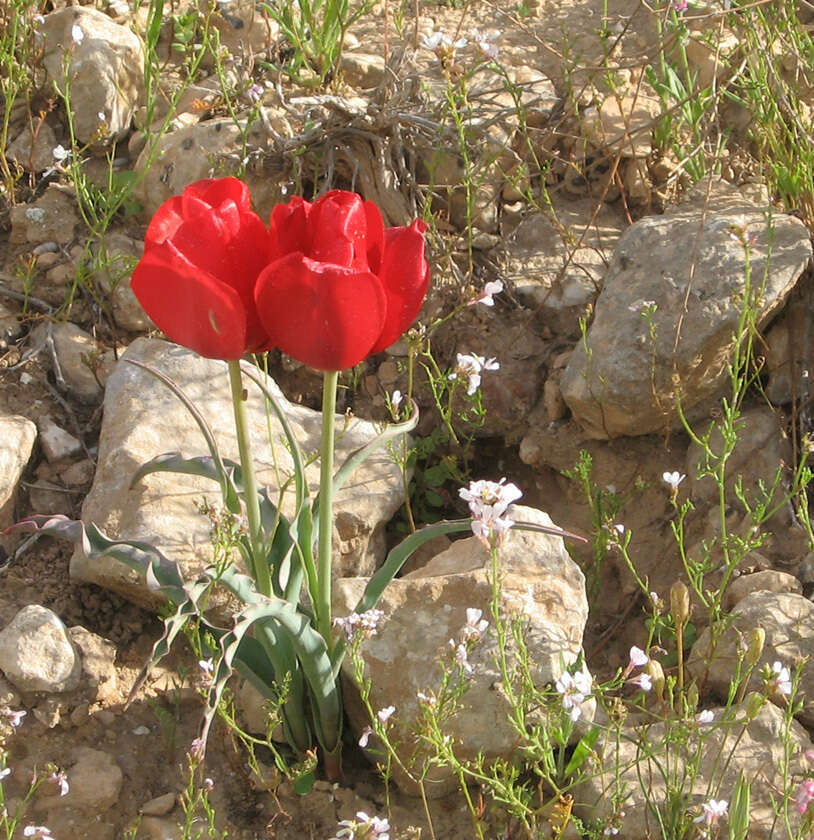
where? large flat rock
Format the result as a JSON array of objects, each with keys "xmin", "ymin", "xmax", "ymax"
[{"xmin": 71, "ymin": 338, "xmax": 407, "ymax": 608}]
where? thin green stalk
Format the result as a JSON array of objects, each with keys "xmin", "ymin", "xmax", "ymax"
[
  {"xmin": 317, "ymin": 370, "xmax": 339, "ymax": 646},
  {"xmin": 227, "ymin": 360, "xmax": 271, "ymax": 597}
]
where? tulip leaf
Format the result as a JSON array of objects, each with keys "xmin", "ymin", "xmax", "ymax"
[
  {"xmin": 216, "ymin": 566, "xmax": 342, "ymax": 753},
  {"xmin": 130, "ymin": 452, "xmax": 307, "ymax": 599},
  {"xmin": 330, "ymin": 399, "xmax": 418, "ymax": 498},
  {"xmin": 125, "ymin": 359, "xmax": 240, "ymax": 512}
]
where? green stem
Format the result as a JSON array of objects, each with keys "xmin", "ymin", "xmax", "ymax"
[
  {"xmin": 317, "ymin": 370, "xmax": 339, "ymax": 647},
  {"xmin": 227, "ymin": 360, "xmax": 270, "ymax": 597}
]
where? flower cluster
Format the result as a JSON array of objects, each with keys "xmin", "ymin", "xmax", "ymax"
[
  {"xmin": 622, "ymin": 645, "xmax": 652, "ymax": 692},
  {"xmin": 555, "ymin": 667, "xmax": 593, "ymax": 722},
  {"xmin": 459, "ymin": 478, "xmax": 522, "ymax": 548},
  {"xmin": 131, "ymin": 179, "xmax": 430, "ymax": 369},
  {"xmin": 795, "ymin": 779, "xmax": 814, "ymax": 815},
  {"xmin": 332, "ymin": 609, "xmax": 385, "ymax": 642},
  {"xmin": 769, "ymin": 660, "xmax": 793, "ymax": 696},
  {"xmin": 330, "ymin": 811, "xmax": 390, "ymax": 840},
  {"xmin": 0, "ymin": 707, "xmax": 26, "ymax": 728},
  {"xmin": 453, "ymin": 353, "xmax": 500, "ymax": 396}
]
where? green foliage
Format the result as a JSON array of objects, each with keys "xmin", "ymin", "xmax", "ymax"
[{"xmin": 261, "ymin": 0, "xmax": 376, "ymax": 85}]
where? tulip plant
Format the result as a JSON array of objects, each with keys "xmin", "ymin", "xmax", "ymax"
[{"xmin": 9, "ymin": 178, "xmax": 576, "ymax": 783}]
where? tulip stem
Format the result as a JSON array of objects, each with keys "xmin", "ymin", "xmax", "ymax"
[
  {"xmin": 317, "ymin": 370, "xmax": 339, "ymax": 647},
  {"xmin": 228, "ymin": 360, "xmax": 270, "ymax": 597}
]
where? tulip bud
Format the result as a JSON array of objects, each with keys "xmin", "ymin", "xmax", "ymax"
[
  {"xmin": 670, "ymin": 581, "xmax": 690, "ymax": 626},
  {"xmin": 646, "ymin": 659, "xmax": 665, "ymax": 701},
  {"xmin": 745, "ymin": 690, "xmax": 766, "ymax": 720},
  {"xmin": 743, "ymin": 627, "xmax": 765, "ymax": 668}
]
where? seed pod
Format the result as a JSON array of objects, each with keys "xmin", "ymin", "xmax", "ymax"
[{"xmin": 670, "ymin": 581, "xmax": 691, "ymax": 626}]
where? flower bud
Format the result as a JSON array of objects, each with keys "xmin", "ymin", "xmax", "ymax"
[
  {"xmin": 670, "ymin": 581, "xmax": 690, "ymax": 626},
  {"xmin": 685, "ymin": 682, "xmax": 699, "ymax": 712},
  {"xmin": 745, "ymin": 691, "xmax": 766, "ymax": 720},
  {"xmin": 646, "ymin": 659, "xmax": 665, "ymax": 701},
  {"xmin": 743, "ymin": 627, "xmax": 765, "ymax": 668}
]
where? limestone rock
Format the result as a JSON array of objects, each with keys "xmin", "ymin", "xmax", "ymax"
[
  {"xmin": 581, "ymin": 92, "xmax": 661, "ymax": 158},
  {"xmin": 0, "ymin": 605, "xmax": 81, "ymax": 693},
  {"xmin": 134, "ymin": 118, "xmax": 284, "ymax": 218},
  {"xmin": 8, "ymin": 184, "xmax": 80, "ymax": 247},
  {"xmin": 499, "ymin": 198, "xmax": 627, "ymax": 336},
  {"xmin": 37, "ymin": 746, "xmax": 123, "ymax": 814},
  {"xmin": 723, "ymin": 570, "xmax": 801, "ymax": 612},
  {"xmin": 333, "ymin": 506, "xmax": 589, "ymax": 796},
  {"xmin": 71, "ymin": 338, "xmax": 407, "ymax": 607},
  {"xmin": 0, "ymin": 414, "xmax": 37, "ymax": 551},
  {"xmin": 37, "ymin": 417, "xmax": 83, "ymax": 463},
  {"xmin": 69, "ymin": 626, "xmax": 118, "ymax": 703},
  {"xmin": 339, "ymin": 51, "xmax": 386, "ymax": 89},
  {"xmin": 689, "ymin": 591, "xmax": 814, "ymax": 727},
  {"xmin": 40, "ymin": 7, "xmax": 144, "ymax": 143},
  {"xmin": 31, "ymin": 322, "xmax": 114, "ymax": 402},
  {"xmin": 5, "ymin": 118, "xmax": 59, "ymax": 173},
  {"xmin": 561, "ymin": 208, "xmax": 812, "ymax": 438},
  {"xmin": 574, "ymin": 701, "xmax": 811, "ymax": 839}
]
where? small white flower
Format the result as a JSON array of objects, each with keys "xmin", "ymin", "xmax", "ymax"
[
  {"xmin": 421, "ymin": 31, "xmax": 467, "ymax": 51},
  {"xmin": 662, "ymin": 471, "xmax": 686, "ymax": 492},
  {"xmin": 390, "ymin": 390, "xmax": 402, "ymax": 409},
  {"xmin": 198, "ymin": 658, "xmax": 214, "ymax": 674},
  {"xmin": 628, "ymin": 646, "xmax": 649, "ymax": 669},
  {"xmin": 49, "ymin": 770, "xmax": 69, "ymax": 797},
  {"xmin": 377, "ymin": 705, "xmax": 396, "ymax": 724},
  {"xmin": 245, "ymin": 83, "xmax": 264, "ymax": 103},
  {"xmin": 459, "ymin": 478, "xmax": 522, "ymax": 518},
  {"xmin": 555, "ymin": 668, "xmax": 592, "ymax": 722},
  {"xmin": 332, "ymin": 812, "xmax": 390, "ymax": 840},
  {"xmin": 472, "ymin": 28, "xmax": 500, "ymax": 59},
  {"xmin": 696, "ymin": 710, "xmax": 715, "ymax": 725},
  {"xmin": 771, "ymin": 660, "xmax": 792, "ymax": 696},
  {"xmin": 52, "ymin": 145, "xmax": 70, "ymax": 162},
  {"xmin": 461, "ymin": 607, "xmax": 489, "ymax": 642},
  {"xmin": 0, "ymin": 767, "xmax": 10, "ymax": 780},
  {"xmin": 455, "ymin": 353, "xmax": 499, "ymax": 395},
  {"xmin": 694, "ymin": 798, "xmax": 728, "ymax": 825},
  {"xmin": 628, "ymin": 299, "xmax": 657, "ymax": 314},
  {"xmin": 612, "ymin": 523, "xmax": 625, "ymax": 535},
  {"xmin": 332, "ymin": 609, "xmax": 385, "ymax": 642},
  {"xmin": 627, "ymin": 672, "xmax": 653, "ymax": 692},
  {"xmin": 71, "ymin": 23, "xmax": 84, "ymax": 43},
  {"xmin": 468, "ymin": 280, "xmax": 503, "ymax": 307},
  {"xmin": 23, "ymin": 827, "xmax": 54, "ymax": 839},
  {"xmin": 452, "ymin": 641, "xmax": 472, "ymax": 674},
  {"xmin": 0, "ymin": 708, "xmax": 26, "ymax": 728},
  {"xmin": 417, "ymin": 691, "xmax": 436, "ymax": 706},
  {"xmin": 358, "ymin": 726, "xmax": 373, "ymax": 748},
  {"xmin": 97, "ymin": 111, "xmax": 106, "ymax": 121}
]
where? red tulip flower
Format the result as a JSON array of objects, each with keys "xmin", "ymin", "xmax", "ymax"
[
  {"xmin": 131, "ymin": 178, "xmax": 273, "ymax": 360},
  {"xmin": 255, "ymin": 190, "xmax": 430, "ymax": 371}
]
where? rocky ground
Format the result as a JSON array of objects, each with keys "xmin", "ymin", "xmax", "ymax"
[{"xmin": 2, "ymin": 0, "xmax": 814, "ymax": 837}]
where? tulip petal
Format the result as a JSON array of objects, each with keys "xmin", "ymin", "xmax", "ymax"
[
  {"xmin": 255, "ymin": 254, "xmax": 387, "ymax": 371},
  {"xmin": 308, "ymin": 191, "xmax": 369, "ymax": 270},
  {"xmin": 368, "ymin": 220, "xmax": 430, "ymax": 354},
  {"xmin": 269, "ymin": 196, "xmax": 312, "ymax": 259},
  {"xmin": 184, "ymin": 177, "xmax": 253, "ymax": 214},
  {"xmin": 131, "ymin": 249, "xmax": 249, "ymax": 360}
]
